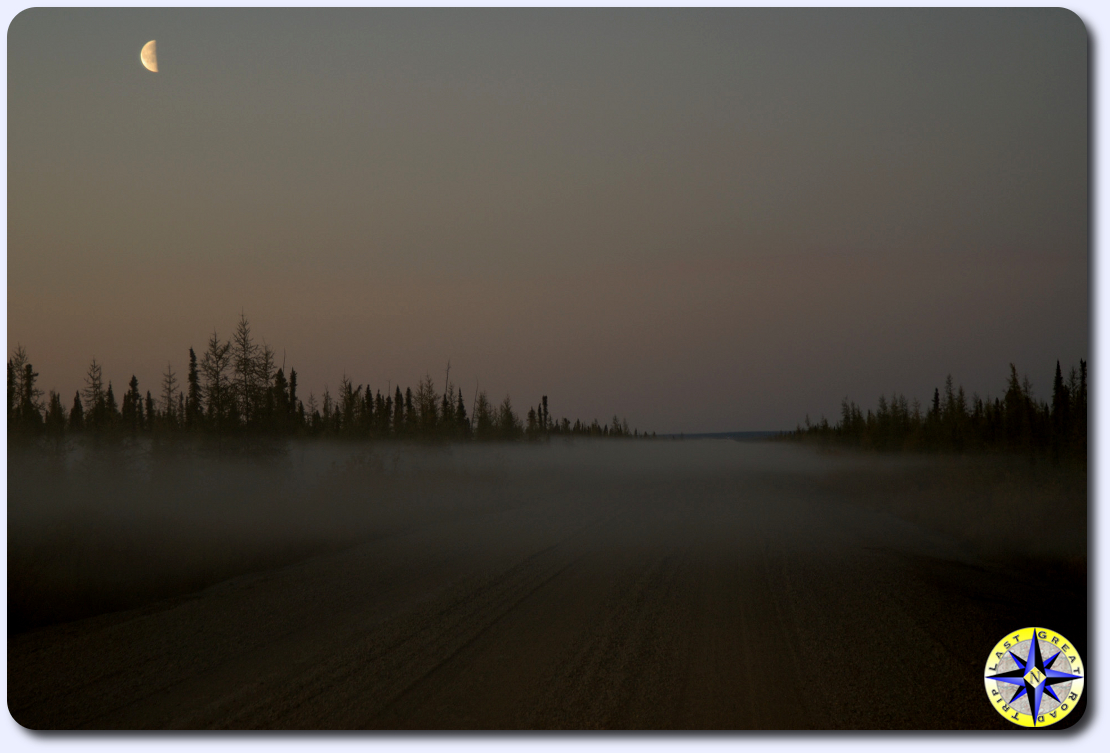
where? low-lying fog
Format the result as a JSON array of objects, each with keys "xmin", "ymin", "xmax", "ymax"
[{"xmin": 8, "ymin": 438, "xmax": 1085, "ymax": 633}]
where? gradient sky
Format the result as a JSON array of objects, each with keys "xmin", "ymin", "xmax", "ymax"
[{"xmin": 7, "ymin": 8, "xmax": 1087, "ymax": 433}]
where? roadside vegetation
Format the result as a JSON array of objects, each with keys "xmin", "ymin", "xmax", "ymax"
[
  {"xmin": 8, "ymin": 315, "xmax": 651, "ymax": 444},
  {"xmin": 787, "ymin": 361, "xmax": 1087, "ymax": 461}
]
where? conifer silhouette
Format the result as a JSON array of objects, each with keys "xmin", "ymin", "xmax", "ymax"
[
  {"xmin": 455, "ymin": 392, "xmax": 469, "ymax": 437},
  {"xmin": 161, "ymin": 363, "xmax": 179, "ymax": 428},
  {"xmin": 122, "ymin": 375, "xmax": 142, "ymax": 432},
  {"xmin": 69, "ymin": 391, "xmax": 84, "ymax": 431},
  {"xmin": 105, "ymin": 382, "xmax": 119, "ymax": 427},
  {"xmin": 9, "ymin": 318, "xmax": 659, "ymax": 444},
  {"xmin": 231, "ymin": 314, "xmax": 259, "ymax": 425},
  {"xmin": 82, "ymin": 359, "xmax": 105, "ymax": 429},
  {"xmin": 497, "ymin": 396, "xmax": 521, "ymax": 439},
  {"xmin": 186, "ymin": 348, "xmax": 203, "ymax": 429},
  {"xmin": 45, "ymin": 391, "xmax": 66, "ymax": 435},
  {"xmin": 791, "ymin": 361, "xmax": 1087, "ymax": 459},
  {"xmin": 201, "ymin": 330, "xmax": 232, "ymax": 433},
  {"xmin": 474, "ymin": 391, "xmax": 494, "ymax": 440},
  {"xmin": 19, "ymin": 362, "xmax": 43, "ymax": 432},
  {"xmin": 145, "ymin": 391, "xmax": 155, "ymax": 430}
]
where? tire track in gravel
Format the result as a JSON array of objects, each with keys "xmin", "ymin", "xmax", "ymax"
[
  {"xmin": 10, "ymin": 444, "xmax": 1082, "ymax": 730},
  {"xmin": 28, "ymin": 493, "xmax": 635, "ymax": 729}
]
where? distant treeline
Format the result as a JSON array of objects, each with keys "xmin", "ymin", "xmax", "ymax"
[
  {"xmin": 8, "ymin": 315, "xmax": 652, "ymax": 442},
  {"xmin": 788, "ymin": 361, "xmax": 1087, "ymax": 459}
]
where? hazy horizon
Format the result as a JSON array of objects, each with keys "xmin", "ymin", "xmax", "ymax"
[{"xmin": 7, "ymin": 8, "xmax": 1088, "ymax": 433}]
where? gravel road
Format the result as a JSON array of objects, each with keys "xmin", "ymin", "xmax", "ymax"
[{"xmin": 7, "ymin": 441, "xmax": 1087, "ymax": 729}]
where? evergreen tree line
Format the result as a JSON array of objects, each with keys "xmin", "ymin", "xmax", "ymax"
[
  {"xmin": 789, "ymin": 360, "xmax": 1087, "ymax": 459},
  {"xmin": 8, "ymin": 316, "xmax": 652, "ymax": 442}
]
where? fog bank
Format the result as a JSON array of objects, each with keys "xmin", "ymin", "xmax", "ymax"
[{"xmin": 8, "ymin": 438, "xmax": 1084, "ymax": 633}]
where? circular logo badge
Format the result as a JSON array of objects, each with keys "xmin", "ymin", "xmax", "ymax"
[{"xmin": 984, "ymin": 627, "xmax": 1084, "ymax": 727}]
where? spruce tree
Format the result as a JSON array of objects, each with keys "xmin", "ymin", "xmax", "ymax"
[
  {"xmin": 321, "ymin": 387, "xmax": 333, "ymax": 432},
  {"xmin": 123, "ymin": 375, "xmax": 142, "ymax": 431},
  {"xmin": 441, "ymin": 390, "xmax": 454, "ymax": 438},
  {"xmin": 82, "ymin": 359, "xmax": 105, "ymax": 429},
  {"xmin": 289, "ymin": 368, "xmax": 298, "ymax": 419},
  {"xmin": 1003, "ymin": 364, "xmax": 1027, "ymax": 449},
  {"xmin": 416, "ymin": 375, "xmax": 438, "ymax": 435},
  {"xmin": 305, "ymin": 393, "xmax": 318, "ymax": 432},
  {"xmin": 338, "ymin": 376, "xmax": 361, "ymax": 434},
  {"xmin": 1052, "ymin": 360, "xmax": 1069, "ymax": 449},
  {"xmin": 45, "ymin": 391, "xmax": 66, "ymax": 435},
  {"xmin": 943, "ymin": 375, "xmax": 955, "ymax": 419},
  {"xmin": 105, "ymin": 382, "xmax": 119, "ymax": 427},
  {"xmin": 186, "ymin": 347, "xmax": 203, "ymax": 429},
  {"xmin": 231, "ymin": 314, "xmax": 259, "ymax": 425},
  {"xmin": 161, "ymin": 363, "xmax": 179, "ymax": 428},
  {"xmin": 10, "ymin": 346, "xmax": 29, "ymax": 426},
  {"xmin": 273, "ymin": 367, "xmax": 290, "ymax": 432},
  {"xmin": 497, "ymin": 395, "xmax": 520, "ymax": 439},
  {"xmin": 69, "ymin": 391, "xmax": 84, "ymax": 431},
  {"xmin": 18, "ymin": 362, "xmax": 43, "ymax": 431},
  {"xmin": 456, "ymin": 392, "xmax": 469, "ymax": 436},
  {"xmin": 121, "ymin": 387, "xmax": 133, "ymax": 429},
  {"xmin": 371, "ymin": 390, "xmax": 382, "ymax": 435},
  {"xmin": 201, "ymin": 330, "xmax": 231, "ymax": 432},
  {"xmin": 255, "ymin": 343, "xmax": 276, "ymax": 429},
  {"xmin": 362, "ymin": 386, "xmax": 374, "ymax": 433},
  {"xmin": 402, "ymin": 387, "xmax": 413, "ymax": 434}
]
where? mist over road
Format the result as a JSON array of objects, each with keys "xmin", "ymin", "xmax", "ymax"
[{"xmin": 8, "ymin": 440, "xmax": 1086, "ymax": 729}]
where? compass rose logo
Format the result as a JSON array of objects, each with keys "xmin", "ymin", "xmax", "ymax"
[{"xmin": 984, "ymin": 627, "xmax": 1084, "ymax": 727}]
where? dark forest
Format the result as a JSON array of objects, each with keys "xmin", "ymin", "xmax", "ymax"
[
  {"xmin": 788, "ymin": 360, "xmax": 1087, "ymax": 460},
  {"xmin": 8, "ymin": 315, "xmax": 650, "ymax": 442}
]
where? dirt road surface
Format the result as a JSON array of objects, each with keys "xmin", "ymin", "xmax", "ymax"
[{"xmin": 7, "ymin": 442, "xmax": 1087, "ymax": 729}]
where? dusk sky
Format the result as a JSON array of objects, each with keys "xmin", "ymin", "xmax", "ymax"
[{"xmin": 7, "ymin": 8, "xmax": 1087, "ymax": 433}]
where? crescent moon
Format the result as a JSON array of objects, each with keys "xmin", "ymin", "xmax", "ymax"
[{"xmin": 140, "ymin": 40, "xmax": 158, "ymax": 73}]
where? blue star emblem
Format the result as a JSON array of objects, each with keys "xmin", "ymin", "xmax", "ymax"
[{"xmin": 987, "ymin": 633, "xmax": 1083, "ymax": 725}]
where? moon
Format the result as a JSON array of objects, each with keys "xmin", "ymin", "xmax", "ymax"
[{"xmin": 140, "ymin": 40, "xmax": 158, "ymax": 72}]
